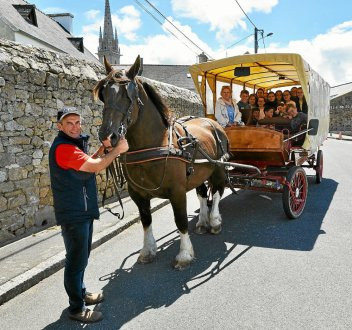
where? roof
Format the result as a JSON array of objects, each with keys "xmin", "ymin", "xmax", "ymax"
[
  {"xmin": 114, "ymin": 63, "xmax": 196, "ymax": 92},
  {"xmin": 330, "ymin": 82, "xmax": 352, "ymax": 99},
  {"xmin": 189, "ymin": 53, "xmax": 310, "ymax": 92},
  {"xmin": 0, "ymin": 0, "xmax": 100, "ymax": 64}
]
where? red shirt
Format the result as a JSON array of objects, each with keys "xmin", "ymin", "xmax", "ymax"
[{"xmin": 55, "ymin": 144, "xmax": 89, "ymax": 170}]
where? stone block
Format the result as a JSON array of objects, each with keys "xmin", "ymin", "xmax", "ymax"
[
  {"xmin": 0, "ymin": 181, "xmax": 15, "ymax": 193},
  {"xmin": 8, "ymin": 167, "xmax": 28, "ymax": 180},
  {"xmin": 9, "ymin": 136, "xmax": 31, "ymax": 145},
  {"xmin": 0, "ymin": 196, "xmax": 7, "ymax": 212},
  {"xmin": 0, "ymin": 170, "xmax": 7, "ymax": 183},
  {"xmin": 8, "ymin": 194, "xmax": 26, "ymax": 209}
]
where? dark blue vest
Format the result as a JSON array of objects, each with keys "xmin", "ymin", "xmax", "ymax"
[{"xmin": 49, "ymin": 131, "xmax": 100, "ymax": 225}]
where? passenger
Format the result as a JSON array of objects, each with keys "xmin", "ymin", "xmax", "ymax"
[
  {"xmin": 275, "ymin": 90, "xmax": 283, "ymax": 103},
  {"xmin": 296, "ymin": 87, "xmax": 308, "ymax": 114},
  {"xmin": 263, "ymin": 91, "xmax": 268, "ymax": 101},
  {"xmin": 264, "ymin": 108, "xmax": 274, "ymax": 118},
  {"xmin": 283, "ymin": 90, "xmax": 291, "ymax": 103},
  {"xmin": 257, "ymin": 96, "xmax": 266, "ymax": 120},
  {"xmin": 290, "ymin": 87, "xmax": 299, "ymax": 102},
  {"xmin": 287, "ymin": 103, "xmax": 307, "ymax": 133},
  {"xmin": 215, "ymin": 85, "xmax": 243, "ymax": 127},
  {"xmin": 265, "ymin": 92, "xmax": 277, "ymax": 110},
  {"xmin": 256, "ymin": 88, "xmax": 264, "ymax": 99},
  {"xmin": 275, "ymin": 101, "xmax": 287, "ymax": 117},
  {"xmin": 248, "ymin": 94, "xmax": 258, "ymax": 109},
  {"xmin": 246, "ymin": 107, "xmax": 261, "ymax": 126},
  {"xmin": 237, "ymin": 89, "xmax": 251, "ymax": 124}
]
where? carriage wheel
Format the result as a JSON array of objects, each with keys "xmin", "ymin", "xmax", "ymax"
[
  {"xmin": 282, "ymin": 166, "xmax": 308, "ymax": 219},
  {"xmin": 315, "ymin": 150, "xmax": 323, "ymax": 184}
]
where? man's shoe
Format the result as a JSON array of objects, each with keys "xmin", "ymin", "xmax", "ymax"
[
  {"xmin": 69, "ymin": 308, "xmax": 103, "ymax": 323},
  {"xmin": 84, "ymin": 292, "xmax": 104, "ymax": 305}
]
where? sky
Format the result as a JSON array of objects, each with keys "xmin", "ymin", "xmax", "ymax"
[{"xmin": 30, "ymin": 0, "xmax": 352, "ymax": 86}]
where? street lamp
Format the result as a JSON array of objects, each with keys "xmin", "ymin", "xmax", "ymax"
[{"xmin": 254, "ymin": 28, "xmax": 273, "ymax": 53}]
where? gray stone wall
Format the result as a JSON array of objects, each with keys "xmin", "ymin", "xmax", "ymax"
[
  {"xmin": 330, "ymin": 92, "xmax": 352, "ymax": 134},
  {"xmin": 0, "ymin": 39, "xmax": 202, "ymax": 245}
]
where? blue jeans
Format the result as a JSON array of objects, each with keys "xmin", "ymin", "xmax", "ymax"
[{"xmin": 61, "ymin": 220, "xmax": 93, "ymax": 314}]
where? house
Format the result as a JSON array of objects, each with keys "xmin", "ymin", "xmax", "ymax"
[{"xmin": 0, "ymin": 0, "xmax": 100, "ymax": 64}]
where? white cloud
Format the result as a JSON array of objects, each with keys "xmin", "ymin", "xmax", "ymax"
[
  {"xmin": 171, "ymin": 0, "xmax": 278, "ymax": 43},
  {"xmin": 85, "ymin": 9, "xmax": 100, "ymax": 20},
  {"xmin": 260, "ymin": 20, "xmax": 352, "ymax": 85}
]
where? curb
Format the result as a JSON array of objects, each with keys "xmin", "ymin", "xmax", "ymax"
[{"xmin": 0, "ymin": 199, "xmax": 169, "ymax": 306}]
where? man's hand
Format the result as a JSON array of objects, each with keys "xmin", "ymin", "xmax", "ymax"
[{"xmin": 102, "ymin": 137, "xmax": 129, "ymax": 154}]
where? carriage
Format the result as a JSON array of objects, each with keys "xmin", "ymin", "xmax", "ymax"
[{"xmin": 189, "ymin": 53, "xmax": 330, "ymax": 219}]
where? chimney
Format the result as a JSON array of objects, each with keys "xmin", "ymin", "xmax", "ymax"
[
  {"xmin": 197, "ymin": 52, "xmax": 208, "ymax": 64},
  {"xmin": 49, "ymin": 13, "xmax": 74, "ymax": 34}
]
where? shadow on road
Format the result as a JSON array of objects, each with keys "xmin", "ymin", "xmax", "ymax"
[{"xmin": 43, "ymin": 177, "xmax": 337, "ymax": 329}]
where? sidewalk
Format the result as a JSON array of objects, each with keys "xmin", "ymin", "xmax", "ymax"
[
  {"xmin": 328, "ymin": 132, "xmax": 352, "ymax": 141},
  {"xmin": 0, "ymin": 195, "xmax": 169, "ymax": 305}
]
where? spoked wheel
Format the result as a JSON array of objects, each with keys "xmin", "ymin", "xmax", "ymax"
[
  {"xmin": 315, "ymin": 150, "xmax": 323, "ymax": 184},
  {"xmin": 282, "ymin": 166, "xmax": 308, "ymax": 219}
]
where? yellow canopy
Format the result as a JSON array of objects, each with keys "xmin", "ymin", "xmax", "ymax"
[{"xmin": 189, "ymin": 53, "xmax": 310, "ymax": 108}]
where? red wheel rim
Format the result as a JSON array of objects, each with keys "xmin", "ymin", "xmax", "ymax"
[{"xmin": 289, "ymin": 171, "xmax": 307, "ymax": 215}]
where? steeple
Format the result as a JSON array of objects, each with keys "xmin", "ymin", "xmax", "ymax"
[{"xmin": 98, "ymin": 0, "xmax": 121, "ymax": 65}]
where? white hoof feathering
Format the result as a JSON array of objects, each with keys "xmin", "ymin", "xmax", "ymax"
[
  {"xmin": 209, "ymin": 191, "xmax": 222, "ymax": 234},
  {"xmin": 196, "ymin": 194, "xmax": 209, "ymax": 234},
  {"xmin": 138, "ymin": 226, "xmax": 157, "ymax": 264},
  {"xmin": 174, "ymin": 232, "xmax": 194, "ymax": 269}
]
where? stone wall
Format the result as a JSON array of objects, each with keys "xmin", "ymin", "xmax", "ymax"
[
  {"xmin": 0, "ymin": 39, "xmax": 203, "ymax": 245},
  {"xmin": 330, "ymin": 92, "xmax": 352, "ymax": 134}
]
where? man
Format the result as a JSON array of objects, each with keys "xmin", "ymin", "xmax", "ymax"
[
  {"xmin": 49, "ymin": 107, "xmax": 129, "ymax": 323},
  {"xmin": 237, "ymin": 89, "xmax": 251, "ymax": 124},
  {"xmin": 286, "ymin": 103, "xmax": 307, "ymax": 133}
]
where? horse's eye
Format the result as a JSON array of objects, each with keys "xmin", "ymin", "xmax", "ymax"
[{"xmin": 98, "ymin": 88, "xmax": 104, "ymax": 102}]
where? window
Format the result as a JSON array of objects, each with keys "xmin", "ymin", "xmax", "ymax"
[
  {"xmin": 13, "ymin": 4, "xmax": 38, "ymax": 26},
  {"xmin": 67, "ymin": 37, "xmax": 84, "ymax": 53}
]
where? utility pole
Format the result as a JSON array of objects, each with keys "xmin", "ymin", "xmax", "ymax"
[{"xmin": 254, "ymin": 27, "xmax": 261, "ymax": 53}]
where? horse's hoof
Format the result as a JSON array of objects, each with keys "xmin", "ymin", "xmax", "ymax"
[
  {"xmin": 173, "ymin": 260, "xmax": 191, "ymax": 270},
  {"xmin": 137, "ymin": 253, "xmax": 156, "ymax": 264},
  {"xmin": 195, "ymin": 225, "xmax": 208, "ymax": 235},
  {"xmin": 210, "ymin": 224, "xmax": 222, "ymax": 235}
]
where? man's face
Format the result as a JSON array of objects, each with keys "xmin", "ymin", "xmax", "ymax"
[
  {"xmin": 253, "ymin": 110, "xmax": 260, "ymax": 120},
  {"xmin": 57, "ymin": 114, "xmax": 81, "ymax": 139},
  {"xmin": 240, "ymin": 93, "xmax": 249, "ymax": 102},
  {"xmin": 265, "ymin": 109, "xmax": 274, "ymax": 118}
]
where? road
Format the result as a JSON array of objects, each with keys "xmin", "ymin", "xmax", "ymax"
[{"xmin": 0, "ymin": 138, "xmax": 351, "ymax": 330}]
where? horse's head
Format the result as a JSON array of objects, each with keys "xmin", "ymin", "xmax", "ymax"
[{"xmin": 93, "ymin": 55, "xmax": 142, "ymax": 147}]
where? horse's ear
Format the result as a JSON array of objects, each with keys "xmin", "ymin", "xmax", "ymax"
[
  {"xmin": 126, "ymin": 55, "xmax": 141, "ymax": 80},
  {"xmin": 104, "ymin": 56, "xmax": 113, "ymax": 74}
]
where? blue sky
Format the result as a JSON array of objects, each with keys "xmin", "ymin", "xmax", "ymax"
[{"xmin": 30, "ymin": 0, "xmax": 352, "ymax": 85}]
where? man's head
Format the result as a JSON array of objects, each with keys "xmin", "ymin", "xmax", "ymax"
[
  {"xmin": 290, "ymin": 87, "xmax": 297, "ymax": 97},
  {"xmin": 251, "ymin": 108, "xmax": 260, "ymax": 120},
  {"xmin": 57, "ymin": 107, "xmax": 82, "ymax": 139},
  {"xmin": 264, "ymin": 108, "xmax": 274, "ymax": 118},
  {"xmin": 240, "ymin": 89, "xmax": 249, "ymax": 102},
  {"xmin": 286, "ymin": 103, "xmax": 298, "ymax": 117}
]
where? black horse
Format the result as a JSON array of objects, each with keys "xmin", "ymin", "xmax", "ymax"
[{"xmin": 94, "ymin": 56, "xmax": 228, "ymax": 269}]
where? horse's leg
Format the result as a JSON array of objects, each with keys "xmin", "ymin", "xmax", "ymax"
[
  {"xmin": 195, "ymin": 183, "xmax": 209, "ymax": 234},
  {"xmin": 129, "ymin": 188, "xmax": 157, "ymax": 263},
  {"xmin": 170, "ymin": 191, "xmax": 194, "ymax": 270},
  {"xmin": 209, "ymin": 170, "xmax": 226, "ymax": 234}
]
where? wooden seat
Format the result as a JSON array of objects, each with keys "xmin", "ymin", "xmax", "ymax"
[{"xmin": 225, "ymin": 126, "xmax": 289, "ymax": 167}]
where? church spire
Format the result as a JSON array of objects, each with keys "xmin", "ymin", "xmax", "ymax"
[{"xmin": 98, "ymin": 0, "xmax": 121, "ymax": 65}]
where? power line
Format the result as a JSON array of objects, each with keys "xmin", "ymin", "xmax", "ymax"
[
  {"xmin": 140, "ymin": 0, "xmax": 213, "ymax": 59},
  {"xmin": 133, "ymin": 0, "xmax": 199, "ymax": 56},
  {"xmin": 234, "ymin": 0, "xmax": 257, "ymax": 28}
]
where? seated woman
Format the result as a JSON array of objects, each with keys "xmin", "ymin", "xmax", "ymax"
[
  {"xmin": 215, "ymin": 85, "xmax": 243, "ymax": 127},
  {"xmin": 248, "ymin": 93, "xmax": 258, "ymax": 109},
  {"xmin": 266, "ymin": 92, "xmax": 277, "ymax": 110}
]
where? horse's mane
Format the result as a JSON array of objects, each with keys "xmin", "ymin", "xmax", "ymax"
[{"xmin": 137, "ymin": 79, "xmax": 171, "ymax": 127}]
